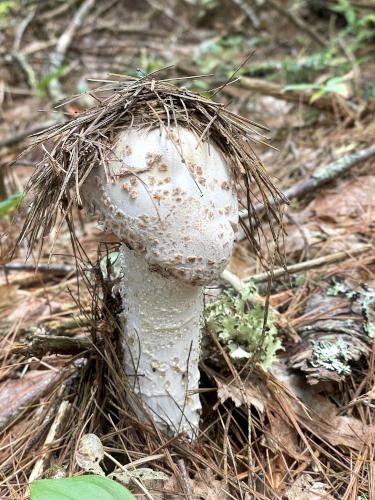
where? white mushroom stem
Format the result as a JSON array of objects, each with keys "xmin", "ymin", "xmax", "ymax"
[
  {"xmin": 121, "ymin": 245, "xmax": 202, "ymax": 438},
  {"xmin": 81, "ymin": 126, "xmax": 239, "ymax": 438}
]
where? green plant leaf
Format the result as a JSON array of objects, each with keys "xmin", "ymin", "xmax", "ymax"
[
  {"xmin": 30, "ymin": 475, "xmax": 136, "ymax": 500},
  {"xmin": 0, "ymin": 191, "xmax": 23, "ymax": 218}
]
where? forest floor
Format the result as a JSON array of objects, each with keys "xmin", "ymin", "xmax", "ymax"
[{"xmin": 0, "ymin": 1, "xmax": 375, "ymax": 499}]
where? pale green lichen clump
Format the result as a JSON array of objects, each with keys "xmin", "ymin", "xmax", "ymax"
[
  {"xmin": 204, "ymin": 282, "xmax": 282, "ymax": 370},
  {"xmin": 310, "ymin": 338, "xmax": 351, "ymax": 375}
]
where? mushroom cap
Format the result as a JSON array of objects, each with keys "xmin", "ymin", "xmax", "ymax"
[{"xmin": 82, "ymin": 126, "xmax": 238, "ymax": 286}]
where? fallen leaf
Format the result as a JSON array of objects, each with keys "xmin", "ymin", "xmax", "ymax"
[
  {"xmin": 190, "ymin": 469, "xmax": 228, "ymax": 500},
  {"xmin": 284, "ymin": 474, "xmax": 334, "ymax": 500},
  {"xmin": 216, "ymin": 377, "xmax": 266, "ymax": 414},
  {"xmin": 271, "ymin": 361, "xmax": 372, "ymax": 450},
  {"xmin": 8, "ymin": 297, "xmax": 61, "ymax": 322},
  {"xmin": 262, "ymin": 411, "xmax": 305, "ymax": 461},
  {"xmin": 312, "ymin": 176, "xmax": 375, "ymax": 224}
]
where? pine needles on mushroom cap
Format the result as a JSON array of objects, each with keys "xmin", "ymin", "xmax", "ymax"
[{"xmin": 18, "ymin": 74, "xmax": 287, "ymax": 267}]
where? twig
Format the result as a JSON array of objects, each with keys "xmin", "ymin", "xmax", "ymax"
[
  {"xmin": 10, "ymin": 335, "xmax": 92, "ymax": 358},
  {"xmin": 48, "ymin": 0, "xmax": 96, "ymax": 101},
  {"xmin": 28, "ymin": 399, "xmax": 71, "ymax": 481},
  {"xmin": 2, "ymin": 262, "xmax": 75, "ymax": 275},
  {"xmin": 264, "ymin": 0, "xmax": 327, "ymax": 47},
  {"xmin": 238, "ymin": 143, "xmax": 375, "ymax": 240},
  {"xmin": 177, "ymin": 459, "xmax": 193, "ymax": 500},
  {"xmin": 280, "ymin": 143, "xmax": 375, "ymax": 201},
  {"xmin": 248, "ymin": 244, "xmax": 373, "ymax": 284}
]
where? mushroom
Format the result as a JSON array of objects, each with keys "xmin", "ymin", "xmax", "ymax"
[{"xmin": 85, "ymin": 126, "xmax": 239, "ymax": 438}]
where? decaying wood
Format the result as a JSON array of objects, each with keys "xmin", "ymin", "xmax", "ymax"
[{"xmin": 10, "ymin": 335, "xmax": 92, "ymax": 358}]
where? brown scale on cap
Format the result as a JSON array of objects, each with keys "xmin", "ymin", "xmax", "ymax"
[
  {"xmin": 158, "ymin": 163, "xmax": 168, "ymax": 172},
  {"xmin": 146, "ymin": 152, "xmax": 163, "ymax": 168},
  {"xmin": 168, "ymin": 130, "xmax": 181, "ymax": 145},
  {"xmin": 123, "ymin": 145, "xmax": 132, "ymax": 156},
  {"xmin": 221, "ymin": 180, "xmax": 230, "ymax": 191}
]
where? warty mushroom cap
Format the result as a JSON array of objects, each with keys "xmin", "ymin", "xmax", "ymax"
[{"xmin": 82, "ymin": 126, "xmax": 239, "ymax": 286}]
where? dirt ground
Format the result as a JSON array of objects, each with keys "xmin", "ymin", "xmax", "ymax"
[{"xmin": 0, "ymin": 1, "xmax": 374, "ymax": 498}]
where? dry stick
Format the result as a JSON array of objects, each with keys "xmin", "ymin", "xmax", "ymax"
[
  {"xmin": 238, "ymin": 143, "xmax": 375, "ymax": 241},
  {"xmin": 28, "ymin": 399, "xmax": 71, "ymax": 481},
  {"xmin": 48, "ymin": 0, "xmax": 96, "ymax": 101},
  {"xmin": 177, "ymin": 459, "xmax": 193, "ymax": 500},
  {"xmin": 10, "ymin": 335, "xmax": 92, "ymax": 358},
  {"xmin": 2, "ymin": 262, "xmax": 75, "ymax": 275},
  {"xmin": 264, "ymin": 0, "xmax": 327, "ymax": 47},
  {"xmin": 248, "ymin": 244, "xmax": 373, "ymax": 284}
]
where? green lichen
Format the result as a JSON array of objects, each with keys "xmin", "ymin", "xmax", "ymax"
[
  {"xmin": 327, "ymin": 279, "xmax": 375, "ymax": 338},
  {"xmin": 310, "ymin": 337, "xmax": 351, "ymax": 375},
  {"xmin": 204, "ymin": 282, "xmax": 282, "ymax": 370}
]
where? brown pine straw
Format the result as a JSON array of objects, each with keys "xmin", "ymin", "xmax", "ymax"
[
  {"xmin": 0, "ymin": 255, "xmax": 373, "ymax": 497},
  {"xmin": 17, "ymin": 73, "xmax": 287, "ymax": 268},
  {"xmin": 4, "ymin": 76, "xmax": 373, "ymax": 498}
]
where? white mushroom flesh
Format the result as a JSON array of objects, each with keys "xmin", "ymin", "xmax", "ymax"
[{"xmin": 82, "ymin": 126, "xmax": 238, "ymax": 437}]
